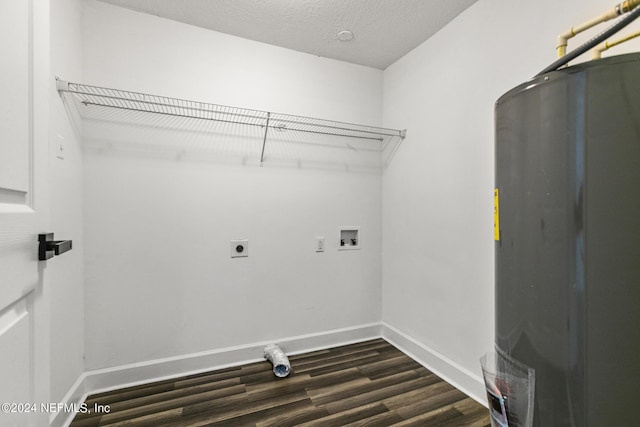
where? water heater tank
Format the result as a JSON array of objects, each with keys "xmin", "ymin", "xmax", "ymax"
[{"xmin": 494, "ymin": 53, "xmax": 640, "ymax": 426}]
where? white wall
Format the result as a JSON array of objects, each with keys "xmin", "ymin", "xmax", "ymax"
[
  {"xmin": 81, "ymin": 0, "xmax": 384, "ymax": 370},
  {"xmin": 49, "ymin": 0, "xmax": 640, "ymax": 404},
  {"xmin": 49, "ymin": 0, "xmax": 85, "ymax": 405},
  {"xmin": 381, "ymin": 0, "xmax": 640, "ymax": 400}
]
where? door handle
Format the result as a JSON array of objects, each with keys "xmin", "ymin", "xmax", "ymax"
[{"xmin": 38, "ymin": 233, "xmax": 73, "ymax": 261}]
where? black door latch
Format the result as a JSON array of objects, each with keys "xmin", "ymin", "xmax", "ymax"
[{"xmin": 38, "ymin": 233, "xmax": 73, "ymax": 261}]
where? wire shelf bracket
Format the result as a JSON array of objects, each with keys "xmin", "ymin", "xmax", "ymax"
[{"xmin": 56, "ymin": 79, "xmax": 406, "ymax": 166}]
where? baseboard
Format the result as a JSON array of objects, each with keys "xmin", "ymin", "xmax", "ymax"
[
  {"xmin": 381, "ymin": 322, "xmax": 487, "ymax": 407},
  {"xmin": 52, "ymin": 321, "xmax": 487, "ymax": 427},
  {"xmin": 50, "ymin": 373, "xmax": 89, "ymax": 427},
  {"xmin": 53, "ymin": 322, "xmax": 382, "ymax": 427}
]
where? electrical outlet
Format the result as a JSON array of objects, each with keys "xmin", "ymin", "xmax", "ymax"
[
  {"xmin": 316, "ymin": 237, "xmax": 325, "ymax": 252},
  {"xmin": 231, "ymin": 239, "xmax": 248, "ymax": 258}
]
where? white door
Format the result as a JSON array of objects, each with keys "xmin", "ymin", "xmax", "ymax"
[{"xmin": 0, "ymin": 1, "xmax": 50, "ymax": 426}]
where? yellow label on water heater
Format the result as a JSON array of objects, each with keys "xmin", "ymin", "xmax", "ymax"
[{"xmin": 494, "ymin": 188, "xmax": 500, "ymax": 241}]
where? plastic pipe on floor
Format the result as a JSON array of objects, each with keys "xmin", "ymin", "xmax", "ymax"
[{"xmin": 264, "ymin": 344, "xmax": 291, "ymax": 378}]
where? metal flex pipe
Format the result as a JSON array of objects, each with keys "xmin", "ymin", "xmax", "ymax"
[
  {"xmin": 264, "ymin": 344, "xmax": 291, "ymax": 378},
  {"xmin": 557, "ymin": 0, "xmax": 640, "ymax": 57},
  {"xmin": 537, "ymin": 2, "xmax": 640, "ymax": 76},
  {"xmin": 591, "ymin": 29, "xmax": 640, "ymax": 58}
]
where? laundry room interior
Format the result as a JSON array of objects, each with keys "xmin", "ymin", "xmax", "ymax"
[{"xmin": 5, "ymin": 0, "xmax": 639, "ymax": 425}]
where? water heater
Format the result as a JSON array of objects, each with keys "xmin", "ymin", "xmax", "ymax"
[{"xmin": 494, "ymin": 53, "xmax": 640, "ymax": 426}]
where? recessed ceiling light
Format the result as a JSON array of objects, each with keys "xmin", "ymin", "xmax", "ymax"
[{"xmin": 336, "ymin": 30, "xmax": 354, "ymax": 42}]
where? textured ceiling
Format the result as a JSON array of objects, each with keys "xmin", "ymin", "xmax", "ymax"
[{"xmin": 97, "ymin": 0, "xmax": 477, "ymax": 70}]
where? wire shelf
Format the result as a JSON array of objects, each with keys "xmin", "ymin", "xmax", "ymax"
[{"xmin": 57, "ymin": 80, "xmax": 405, "ymax": 165}]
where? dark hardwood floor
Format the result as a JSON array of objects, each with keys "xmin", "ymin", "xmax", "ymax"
[{"xmin": 70, "ymin": 339, "xmax": 490, "ymax": 426}]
